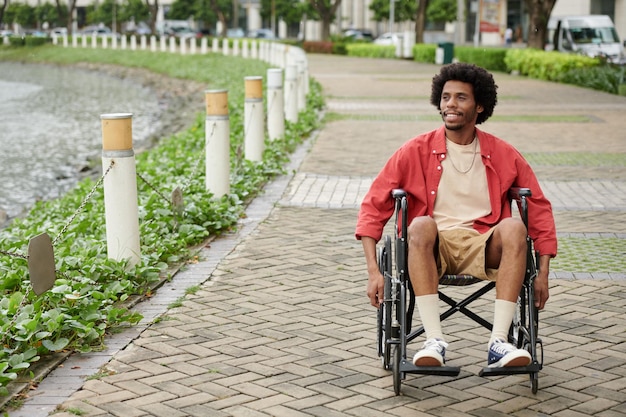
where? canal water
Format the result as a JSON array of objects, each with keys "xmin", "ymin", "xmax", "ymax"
[{"xmin": 0, "ymin": 61, "xmax": 163, "ymax": 220}]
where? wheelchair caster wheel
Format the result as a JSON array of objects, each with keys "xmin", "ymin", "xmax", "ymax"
[
  {"xmin": 530, "ymin": 372, "xmax": 538, "ymax": 394},
  {"xmin": 392, "ymin": 346, "xmax": 401, "ymax": 395}
]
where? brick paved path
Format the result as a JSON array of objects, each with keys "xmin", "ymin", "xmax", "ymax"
[{"xmin": 11, "ymin": 55, "xmax": 626, "ymax": 417}]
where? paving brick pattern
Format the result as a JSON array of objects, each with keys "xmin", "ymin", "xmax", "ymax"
[{"xmin": 11, "ymin": 55, "xmax": 626, "ymax": 417}]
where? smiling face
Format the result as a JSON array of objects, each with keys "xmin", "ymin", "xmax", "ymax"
[{"xmin": 440, "ymin": 80, "xmax": 484, "ymax": 134}]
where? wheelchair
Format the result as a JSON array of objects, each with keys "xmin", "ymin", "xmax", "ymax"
[{"xmin": 376, "ymin": 188, "xmax": 543, "ymax": 395}]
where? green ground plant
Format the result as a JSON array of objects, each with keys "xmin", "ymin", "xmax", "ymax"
[{"xmin": 0, "ymin": 45, "xmax": 323, "ymax": 396}]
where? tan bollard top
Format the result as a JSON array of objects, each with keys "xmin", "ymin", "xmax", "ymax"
[
  {"xmin": 101, "ymin": 113, "xmax": 133, "ymax": 151},
  {"xmin": 245, "ymin": 76, "xmax": 263, "ymax": 100},
  {"xmin": 205, "ymin": 89, "xmax": 229, "ymax": 116}
]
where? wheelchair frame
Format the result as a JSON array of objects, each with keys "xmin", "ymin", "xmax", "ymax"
[{"xmin": 376, "ymin": 188, "xmax": 543, "ymax": 395}]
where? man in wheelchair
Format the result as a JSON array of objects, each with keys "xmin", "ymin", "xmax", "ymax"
[{"xmin": 356, "ymin": 63, "xmax": 557, "ymax": 370}]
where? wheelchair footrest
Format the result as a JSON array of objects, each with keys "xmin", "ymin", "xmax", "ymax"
[
  {"xmin": 479, "ymin": 363, "xmax": 541, "ymax": 377},
  {"xmin": 400, "ymin": 359, "xmax": 461, "ymax": 376}
]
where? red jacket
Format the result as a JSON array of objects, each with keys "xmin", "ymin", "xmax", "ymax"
[{"xmin": 355, "ymin": 126, "xmax": 557, "ymax": 257}]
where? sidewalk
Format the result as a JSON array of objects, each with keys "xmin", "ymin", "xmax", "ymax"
[{"xmin": 12, "ymin": 55, "xmax": 626, "ymax": 417}]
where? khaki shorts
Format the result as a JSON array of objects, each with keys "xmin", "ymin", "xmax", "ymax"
[{"xmin": 437, "ymin": 228, "xmax": 497, "ymax": 281}]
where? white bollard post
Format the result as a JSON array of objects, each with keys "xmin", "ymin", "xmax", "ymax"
[
  {"xmin": 205, "ymin": 90, "xmax": 230, "ymax": 198},
  {"xmin": 242, "ymin": 39, "xmax": 248, "ymax": 58},
  {"xmin": 244, "ymin": 76, "xmax": 265, "ymax": 162},
  {"xmin": 267, "ymin": 68, "xmax": 285, "ymax": 141},
  {"xmin": 64, "ymin": 35, "xmax": 69, "ymax": 48},
  {"xmin": 232, "ymin": 39, "xmax": 239, "ymax": 56},
  {"xmin": 297, "ymin": 60, "xmax": 306, "ymax": 112},
  {"xmin": 190, "ymin": 38, "xmax": 196, "ymax": 54},
  {"xmin": 284, "ymin": 64, "xmax": 298, "ymax": 123},
  {"xmin": 102, "ymin": 35, "xmax": 108, "ymax": 48},
  {"xmin": 250, "ymin": 40, "xmax": 258, "ymax": 59},
  {"xmin": 130, "ymin": 35, "xmax": 137, "ymax": 50},
  {"xmin": 222, "ymin": 38, "xmax": 229, "ymax": 55},
  {"xmin": 91, "ymin": 33, "xmax": 97, "ymax": 48},
  {"xmin": 112, "ymin": 34, "xmax": 118, "ymax": 49},
  {"xmin": 160, "ymin": 36, "xmax": 167, "ymax": 52},
  {"xmin": 169, "ymin": 36, "xmax": 176, "ymax": 53},
  {"xmin": 140, "ymin": 35, "xmax": 147, "ymax": 50},
  {"xmin": 201, "ymin": 37, "xmax": 208, "ymax": 54},
  {"xmin": 100, "ymin": 113, "xmax": 141, "ymax": 267},
  {"xmin": 121, "ymin": 35, "xmax": 127, "ymax": 49},
  {"xmin": 150, "ymin": 35, "xmax": 157, "ymax": 51},
  {"xmin": 180, "ymin": 37, "xmax": 187, "ymax": 54},
  {"xmin": 212, "ymin": 37, "xmax": 219, "ymax": 53}
]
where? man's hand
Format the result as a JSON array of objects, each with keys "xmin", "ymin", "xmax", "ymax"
[{"xmin": 367, "ymin": 270, "xmax": 384, "ymax": 308}]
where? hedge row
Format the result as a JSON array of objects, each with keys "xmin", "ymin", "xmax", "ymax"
[{"xmin": 336, "ymin": 41, "xmax": 624, "ymax": 96}]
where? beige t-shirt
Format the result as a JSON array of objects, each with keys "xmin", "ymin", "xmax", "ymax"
[{"xmin": 433, "ymin": 138, "xmax": 491, "ymax": 230}]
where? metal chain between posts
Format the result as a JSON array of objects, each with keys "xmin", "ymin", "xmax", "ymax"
[
  {"xmin": 136, "ymin": 172, "xmax": 171, "ymax": 205},
  {"xmin": 180, "ymin": 144, "xmax": 206, "ymax": 193},
  {"xmin": 52, "ymin": 160, "xmax": 115, "ymax": 247}
]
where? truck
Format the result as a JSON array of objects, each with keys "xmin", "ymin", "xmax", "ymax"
[{"xmin": 546, "ymin": 15, "xmax": 625, "ymax": 65}]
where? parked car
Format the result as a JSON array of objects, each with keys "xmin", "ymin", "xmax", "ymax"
[
  {"xmin": 247, "ymin": 28, "xmax": 276, "ymax": 39},
  {"xmin": 0, "ymin": 30, "xmax": 14, "ymax": 37},
  {"xmin": 80, "ymin": 25, "xmax": 119, "ymax": 38},
  {"xmin": 226, "ymin": 27, "xmax": 245, "ymax": 38},
  {"xmin": 342, "ymin": 28, "xmax": 374, "ymax": 41},
  {"xmin": 51, "ymin": 27, "xmax": 67, "ymax": 36},
  {"xmin": 167, "ymin": 26, "xmax": 196, "ymax": 38},
  {"xmin": 374, "ymin": 32, "xmax": 403, "ymax": 46}
]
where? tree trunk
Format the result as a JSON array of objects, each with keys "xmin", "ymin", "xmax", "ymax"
[
  {"xmin": 414, "ymin": 0, "xmax": 428, "ymax": 44},
  {"xmin": 525, "ymin": 0, "xmax": 557, "ymax": 49},
  {"xmin": 145, "ymin": 0, "xmax": 158, "ymax": 35},
  {"xmin": 0, "ymin": 0, "xmax": 8, "ymax": 30}
]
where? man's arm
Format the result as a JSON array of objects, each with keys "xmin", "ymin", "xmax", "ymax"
[
  {"xmin": 534, "ymin": 254, "xmax": 550, "ymax": 310},
  {"xmin": 362, "ymin": 236, "xmax": 384, "ymax": 308}
]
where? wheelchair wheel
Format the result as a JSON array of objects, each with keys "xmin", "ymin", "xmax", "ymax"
[
  {"xmin": 378, "ymin": 236, "xmax": 393, "ymax": 370},
  {"xmin": 530, "ymin": 371, "xmax": 538, "ymax": 394},
  {"xmin": 392, "ymin": 345, "xmax": 401, "ymax": 395}
]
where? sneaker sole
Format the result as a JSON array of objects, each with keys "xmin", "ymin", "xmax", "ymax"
[
  {"xmin": 488, "ymin": 356, "xmax": 531, "ymax": 368},
  {"xmin": 414, "ymin": 357, "xmax": 444, "ymax": 367}
]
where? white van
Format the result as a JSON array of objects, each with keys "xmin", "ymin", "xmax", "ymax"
[{"xmin": 546, "ymin": 15, "xmax": 624, "ymax": 64}]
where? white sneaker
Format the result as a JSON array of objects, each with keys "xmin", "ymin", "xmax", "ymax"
[
  {"xmin": 413, "ymin": 338, "xmax": 448, "ymax": 367},
  {"xmin": 487, "ymin": 339, "xmax": 532, "ymax": 368}
]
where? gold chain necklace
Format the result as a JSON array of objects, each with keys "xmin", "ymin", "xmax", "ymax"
[{"xmin": 446, "ymin": 136, "xmax": 478, "ymax": 174}]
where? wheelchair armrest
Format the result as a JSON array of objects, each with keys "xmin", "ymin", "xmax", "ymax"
[
  {"xmin": 509, "ymin": 187, "xmax": 532, "ymax": 202},
  {"xmin": 392, "ymin": 189, "xmax": 407, "ymax": 200}
]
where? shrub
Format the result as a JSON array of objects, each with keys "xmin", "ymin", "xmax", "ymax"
[
  {"xmin": 413, "ymin": 43, "xmax": 437, "ymax": 63},
  {"xmin": 302, "ymin": 41, "xmax": 334, "ymax": 54},
  {"xmin": 559, "ymin": 64, "xmax": 625, "ymax": 95},
  {"xmin": 346, "ymin": 43, "xmax": 395, "ymax": 59},
  {"xmin": 455, "ymin": 46, "xmax": 508, "ymax": 72},
  {"xmin": 504, "ymin": 48, "xmax": 600, "ymax": 81}
]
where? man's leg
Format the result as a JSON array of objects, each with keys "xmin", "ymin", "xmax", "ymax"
[
  {"xmin": 485, "ymin": 218, "xmax": 532, "ymax": 367},
  {"xmin": 407, "ymin": 216, "xmax": 448, "ymax": 366}
]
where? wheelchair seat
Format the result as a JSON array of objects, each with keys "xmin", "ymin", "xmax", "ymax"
[{"xmin": 377, "ymin": 187, "xmax": 543, "ymax": 395}]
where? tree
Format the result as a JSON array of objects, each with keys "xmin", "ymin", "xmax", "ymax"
[
  {"xmin": 55, "ymin": 0, "xmax": 76, "ymax": 35},
  {"xmin": 35, "ymin": 2, "xmax": 62, "ymax": 29},
  {"xmin": 260, "ymin": 0, "xmax": 306, "ymax": 29},
  {"xmin": 0, "ymin": 0, "xmax": 8, "ymax": 30},
  {"xmin": 426, "ymin": 0, "xmax": 455, "ymax": 24},
  {"xmin": 120, "ymin": 0, "xmax": 150, "ymax": 29},
  {"xmin": 524, "ymin": 0, "xmax": 556, "ymax": 49},
  {"xmin": 414, "ymin": 0, "xmax": 428, "ymax": 43},
  {"xmin": 307, "ymin": 0, "xmax": 342, "ymax": 41},
  {"xmin": 368, "ymin": 0, "xmax": 416, "ymax": 25}
]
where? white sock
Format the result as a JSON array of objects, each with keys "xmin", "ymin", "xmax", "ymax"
[
  {"xmin": 416, "ymin": 294, "xmax": 444, "ymax": 342},
  {"xmin": 490, "ymin": 299, "xmax": 517, "ymax": 346}
]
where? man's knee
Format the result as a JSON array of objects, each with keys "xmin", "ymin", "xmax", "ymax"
[
  {"xmin": 494, "ymin": 218, "xmax": 527, "ymax": 253},
  {"xmin": 407, "ymin": 216, "xmax": 438, "ymax": 249}
]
